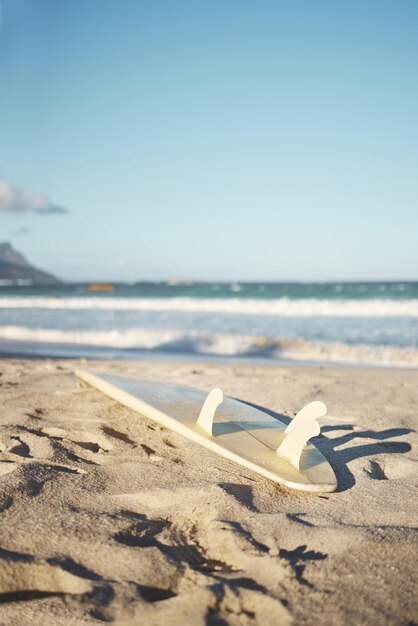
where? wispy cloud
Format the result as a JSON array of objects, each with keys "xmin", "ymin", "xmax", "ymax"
[
  {"xmin": 10, "ymin": 226, "xmax": 31, "ymax": 237},
  {"xmin": 0, "ymin": 181, "xmax": 69, "ymax": 215}
]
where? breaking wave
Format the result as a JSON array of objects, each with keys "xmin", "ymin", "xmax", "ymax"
[
  {"xmin": 0, "ymin": 296, "xmax": 418, "ymax": 317},
  {"xmin": 1, "ymin": 325, "xmax": 417, "ymax": 367}
]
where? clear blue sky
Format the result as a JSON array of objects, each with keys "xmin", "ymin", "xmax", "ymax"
[{"xmin": 0, "ymin": 0, "xmax": 417, "ymax": 281}]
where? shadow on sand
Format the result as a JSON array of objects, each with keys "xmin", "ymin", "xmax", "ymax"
[{"xmin": 240, "ymin": 400, "xmax": 413, "ymax": 493}]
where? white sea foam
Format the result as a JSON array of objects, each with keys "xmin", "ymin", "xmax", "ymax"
[
  {"xmin": 1, "ymin": 296, "xmax": 418, "ymax": 317},
  {"xmin": 1, "ymin": 325, "xmax": 417, "ymax": 367}
]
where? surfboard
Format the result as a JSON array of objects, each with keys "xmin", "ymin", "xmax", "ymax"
[{"xmin": 76, "ymin": 370, "xmax": 337, "ymax": 493}]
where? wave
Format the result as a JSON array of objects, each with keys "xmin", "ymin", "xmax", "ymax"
[
  {"xmin": 1, "ymin": 296, "xmax": 418, "ymax": 317},
  {"xmin": 1, "ymin": 325, "xmax": 417, "ymax": 367}
]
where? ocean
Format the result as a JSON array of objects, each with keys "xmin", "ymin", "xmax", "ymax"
[{"xmin": 0, "ymin": 281, "xmax": 417, "ymax": 367}]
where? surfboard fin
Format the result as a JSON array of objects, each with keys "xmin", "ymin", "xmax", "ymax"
[
  {"xmin": 196, "ymin": 388, "xmax": 224, "ymax": 435},
  {"xmin": 276, "ymin": 401, "xmax": 326, "ymax": 469}
]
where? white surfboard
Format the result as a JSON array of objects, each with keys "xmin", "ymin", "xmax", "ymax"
[{"xmin": 76, "ymin": 370, "xmax": 337, "ymax": 493}]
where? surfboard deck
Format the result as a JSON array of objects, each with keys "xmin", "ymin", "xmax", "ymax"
[{"xmin": 76, "ymin": 370, "xmax": 337, "ymax": 493}]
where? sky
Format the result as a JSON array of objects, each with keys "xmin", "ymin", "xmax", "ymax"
[{"xmin": 0, "ymin": 0, "xmax": 417, "ymax": 282}]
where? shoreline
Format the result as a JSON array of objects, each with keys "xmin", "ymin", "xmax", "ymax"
[
  {"xmin": 0, "ymin": 341, "xmax": 417, "ymax": 371},
  {"xmin": 0, "ymin": 358, "xmax": 417, "ymax": 624}
]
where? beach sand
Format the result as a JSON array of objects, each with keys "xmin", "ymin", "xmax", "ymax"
[{"xmin": 0, "ymin": 358, "xmax": 416, "ymax": 625}]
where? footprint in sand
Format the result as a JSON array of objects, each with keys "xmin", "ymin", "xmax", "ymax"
[
  {"xmin": 0, "ymin": 549, "xmax": 92, "ymax": 602},
  {"xmin": 37, "ymin": 426, "xmax": 113, "ymax": 453},
  {"xmin": 114, "ymin": 515, "xmax": 235, "ymax": 575},
  {"xmin": 0, "ymin": 440, "xmax": 87, "ymax": 475},
  {"xmin": 101, "ymin": 425, "xmax": 136, "ymax": 446},
  {"xmin": 365, "ymin": 457, "xmax": 418, "ymax": 480},
  {"xmin": 7, "ymin": 425, "xmax": 115, "ymax": 467}
]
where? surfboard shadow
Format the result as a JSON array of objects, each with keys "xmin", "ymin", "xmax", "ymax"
[{"xmin": 239, "ymin": 400, "xmax": 413, "ymax": 493}]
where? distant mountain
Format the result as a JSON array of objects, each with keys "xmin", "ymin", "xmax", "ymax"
[{"xmin": 0, "ymin": 242, "xmax": 61, "ymax": 285}]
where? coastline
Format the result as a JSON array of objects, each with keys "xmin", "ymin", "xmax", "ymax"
[
  {"xmin": 0, "ymin": 340, "xmax": 417, "ymax": 371},
  {"xmin": 0, "ymin": 358, "xmax": 417, "ymax": 624}
]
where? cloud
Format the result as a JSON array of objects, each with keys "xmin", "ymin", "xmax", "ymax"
[
  {"xmin": 0, "ymin": 181, "xmax": 69, "ymax": 215},
  {"xmin": 10, "ymin": 226, "xmax": 31, "ymax": 237}
]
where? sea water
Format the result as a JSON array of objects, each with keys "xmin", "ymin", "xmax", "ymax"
[{"xmin": 0, "ymin": 281, "xmax": 417, "ymax": 367}]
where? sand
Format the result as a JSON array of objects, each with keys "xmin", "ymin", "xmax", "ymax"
[{"xmin": 0, "ymin": 358, "xmax": 416, "ymax": 625}]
